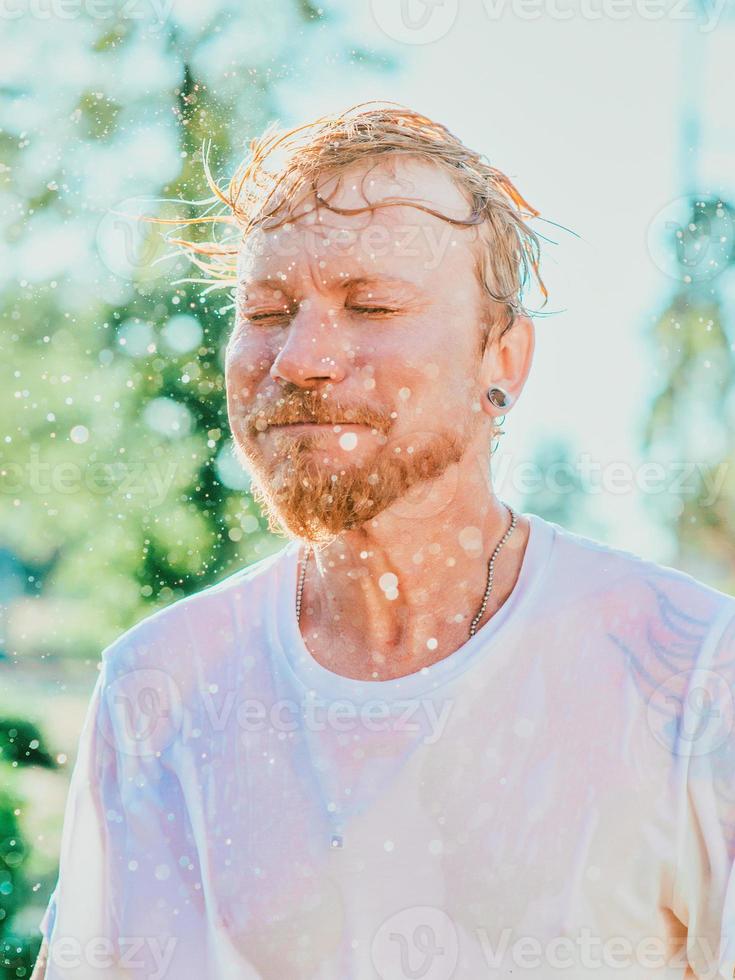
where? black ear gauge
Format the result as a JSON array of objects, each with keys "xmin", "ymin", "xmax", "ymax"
[{"xmin": 487, "ymin": 386, "xmax": 511, "ymax": 409}]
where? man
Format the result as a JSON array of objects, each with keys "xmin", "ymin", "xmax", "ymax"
[{"xmin": 34, "ymin": 104, "xmax": 735, "ymax": 979}]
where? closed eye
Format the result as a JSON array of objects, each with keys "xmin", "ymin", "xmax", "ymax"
[
  {"xmin": 245, "ymin": 311, "xmax": 289, "ymax": 321},
  {"xmin": 350, "ymin": 306, "xmax": 399, "ymax": 316},
  {"xmin": 244, "ymin": 306, "xmax": 399, "ymax": 321}
]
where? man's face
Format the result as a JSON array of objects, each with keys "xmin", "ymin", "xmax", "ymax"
[{"xmin": 225, "ymin": 155, "xmax": 492, "ymax": 543}]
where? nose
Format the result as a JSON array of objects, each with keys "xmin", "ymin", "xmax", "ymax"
[{"xmin": 269, "ymin": 305, "xmax": 347, "ymax": 389}]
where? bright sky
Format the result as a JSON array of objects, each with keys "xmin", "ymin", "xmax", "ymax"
[{"xmin": 274, "ymin": 1, "xmax": 731, "ymax": 564}]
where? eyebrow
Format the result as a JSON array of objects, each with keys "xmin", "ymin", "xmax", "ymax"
[{"xmin": 240, "ymin": 274, "xmax": 418, "ymax": 294}]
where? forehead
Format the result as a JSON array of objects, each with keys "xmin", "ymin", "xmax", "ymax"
[{"xmin": 237, "ymin": 155, "xmax": 479, "ymax": 290}]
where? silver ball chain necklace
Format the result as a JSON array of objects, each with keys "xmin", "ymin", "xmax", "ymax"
[{"xmin": 295, "ymin": 502, "xmax": 518, "ymax": 639}]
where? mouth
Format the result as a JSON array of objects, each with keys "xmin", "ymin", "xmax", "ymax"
[{"xmin": 269, "ymin": 422, "xmax": 369, "ymax": 430}]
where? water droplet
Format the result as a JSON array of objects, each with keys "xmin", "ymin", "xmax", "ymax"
[
  {"xmin": 458, "ymin": 526, "xmax": 482, "ymax": 553},
  {"xmin": 339, "ymin": 432, "xmax": 358, "ymax": 451},
  {"xmin": 70, "ymin": 425, "xmax": 89, "ymax": 444},
  {"xmin": 514, "ymin": 718, "xmax": 534, "ymax": 738}
]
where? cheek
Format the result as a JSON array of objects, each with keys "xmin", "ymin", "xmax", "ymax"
[
  {"xmin": 409, "ymin": 327, "xmax": 480, "ymax": 410},
  {"xmin": 388, "ymin": 363, "xmax": 477, "ymax": 432},
  {"xmin": 378, "ymin": 313, "xmax": 472, "ymax": 376},
  {"xmin": 227, "ymin": 319, "xmax": 279, "ymax": 365},
  {"xmin": 225, "ymin": 330, "xmax": 272, "ymax": 405},
  {"xmin": 225, "ymin": 363, "xmax": 257, "ymax": 433}
]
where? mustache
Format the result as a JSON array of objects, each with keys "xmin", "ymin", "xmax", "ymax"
[{"xmin": 245, "ymin": 389, "xmax": 393, "ymax": 435}]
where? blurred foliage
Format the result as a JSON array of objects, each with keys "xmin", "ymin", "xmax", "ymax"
[
  {"xmin": 643, "ymin": 196, "xmax": 735, "ymax": 591},
  {"xmin": 0, "ymin": 722, "xmax": 56, "ymax": 771},
  {"xmin": 0, "ymin": 718, "xmax": 53, "ymax": 978},
  {"xmin": 517, "ymin": 436, "xmax": 606, "ymax": 540}
]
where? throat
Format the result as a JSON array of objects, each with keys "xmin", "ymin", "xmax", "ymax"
[
  {"xmin": 295, "ymin": 618, "xmax": 471, "ymax": 682},
  {"xmin": 293, "ymin": 513, "xmax": 531, "ymax": 683},
  {"xmin": 296, "ymin": 573, "xmax": 519, "ymax": 683}
]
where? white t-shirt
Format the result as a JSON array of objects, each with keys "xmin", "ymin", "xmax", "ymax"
[{"xmin": 39, "ymin": 512, "xmax": 735, "ymax": 979}]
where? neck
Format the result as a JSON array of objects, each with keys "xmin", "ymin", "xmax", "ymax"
[{"xmin": 296, "ymin": 453, "xmax": 530, "ymax": 681}]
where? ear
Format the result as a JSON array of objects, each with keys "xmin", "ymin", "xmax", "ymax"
[{"xmin": 478, "ymin": 314, "xmax": 535, "ymax": 421}]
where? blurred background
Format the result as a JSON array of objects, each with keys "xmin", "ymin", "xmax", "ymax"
[{"xmin": 1, "ymin": 0, "xmax": 734, "ymax": 972}]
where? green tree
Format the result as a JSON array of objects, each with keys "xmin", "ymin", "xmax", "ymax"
[
  {"xmin": 0, "ymin": 719, "xmax": 56, "ymax": 979},
  {"xmin": 643, "ymin": 197, "xmax": 735, "ymax": 592}
]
